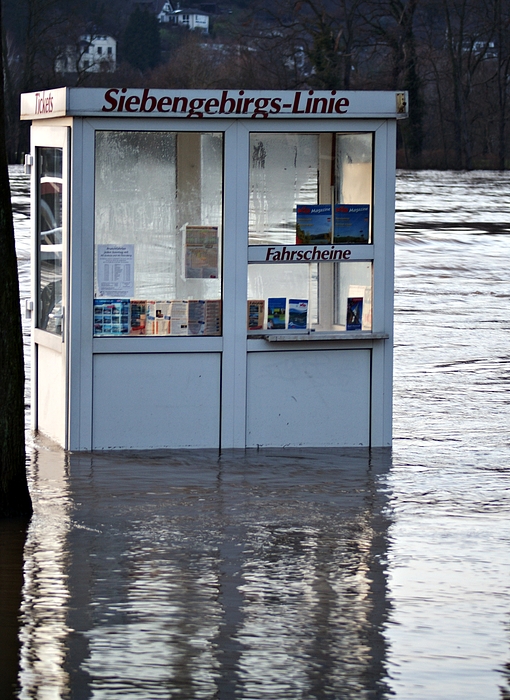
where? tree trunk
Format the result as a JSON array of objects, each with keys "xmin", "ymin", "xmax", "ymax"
[{"xmin": 0, "ymin": 4, "xmax": 32, "ymax": 518}]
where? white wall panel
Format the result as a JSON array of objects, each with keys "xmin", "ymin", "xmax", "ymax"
[
  {"xmin": 37, "ymin": 344, "xmax": 66, "ymax": 446},
  {"xmin": 246, "ymin": 349, "xmax": 370, "ymax": 447},
  {"xmin": 92, "ymin": 353, "xmax": 220, "ymax": 449}
]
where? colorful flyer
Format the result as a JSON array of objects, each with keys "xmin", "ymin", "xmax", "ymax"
[
  {"xmin": 267, "ymin": 298, "xmax": 286, "ymax": 329},
  {"xmin": 296, "ymin": 205, "xmax": 332, "ymax": 245},
  {"xmin": 334, "ymin": 204, "xmax": 370, "ymax": 243},
  {"xmin": 288, "ymin": 299, "xmax": 308, "ymax": 329},
  {"xmin": 346, "ymin": 297, "xmax": 363, "ymax": 331},
  {"xmin": 146, "ymin": 301, "xmax": 171, "ymax": 335},
  {"xmin": 129, "ymin": 300, "xmax": 146, "ymax": 335},
  {"xmin": 247, "ymin": 300, "xmax": 265, "ymax": 330},
  {"xmin": 93, "ymin": 299, "xmax": 130, "ymax": 336}
]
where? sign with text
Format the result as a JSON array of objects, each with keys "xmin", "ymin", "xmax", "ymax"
[
  {"xmin": 248, "ymin": 245, "xmax": 374, "ymax": 263},
  {"xmin": 21, "ymin": 88, "xmax": 408, "ymax": 120}
]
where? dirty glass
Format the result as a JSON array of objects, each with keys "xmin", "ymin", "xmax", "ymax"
[
  {"xmin": 94, "ymin": 131, "xmax": 223, "ymax": 337},
  {"xmin": 249, "ymin": 133, "xmax": 373, "ymax": 246}
]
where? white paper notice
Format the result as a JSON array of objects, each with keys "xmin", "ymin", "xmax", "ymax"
[{"xmin": 97, "ymin": 245, "xmax": 134, "ymax": 298}]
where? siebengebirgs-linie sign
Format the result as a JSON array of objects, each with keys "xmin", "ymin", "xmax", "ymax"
[{"xmin": 21, "ymin": 88, "xmax": 408, "ymax": 120}]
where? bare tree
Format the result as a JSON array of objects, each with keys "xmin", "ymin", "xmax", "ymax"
[
  {"xmin": 0, "ymin": 2, "xmax": 32, "ymax": 518},
  {"xmin": 361, "ymin": 0, "xmax": 424, "ymax": 165},
  {"xmin": 440, "ymin": 0, "xmax": 496, "ymax": 168},
  {"xmin": 491, "ymin": 0, "xmax": 510, "ymax": 168}
]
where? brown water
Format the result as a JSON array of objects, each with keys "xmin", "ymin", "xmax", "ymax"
[{"xmin": 3, "ymin": 167, "xmax": 510, "ymax": 699}]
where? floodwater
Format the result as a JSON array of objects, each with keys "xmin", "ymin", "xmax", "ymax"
[{"xmin": 2, "ymin": 167, "xmax": 510, "ymax": 699}]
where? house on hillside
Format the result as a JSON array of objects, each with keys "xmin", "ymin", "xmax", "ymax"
[
  {"xmin": 157, "ymin": 2, "xmax": 210, "ymax": 33},
  {"xmin": 56, "ymin": 35, "xmax": 117, "ymax": 74}
]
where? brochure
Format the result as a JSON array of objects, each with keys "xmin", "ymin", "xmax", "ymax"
[
  {"xmin": 267, "ymin": 298, "xmax": 286, "ymax": 329},
  {"xmin": 146, "ymin": 301, "xmax": 171, "ymax": 335},
  {"xmin": 334, "ymin": 204, "xmax": 370, "ymax": 243},
  {"xmin": 296, "ymin": 205, "xmax": 332, "ymax": 245},
  {"xmin": 346, "ymin": 297, "xmax": 363, "ymax": 331},
  {"xmin": 204, "ymin": 300, "xmax": 221, "ymax": 335},
  {"xmin": 94, "ymin": 299, "xmax": 130, "ymax": 336},
  {"xmin": 185, "ymin": 225, "xmax": 219, "ymax": 279},
  {"xmin": 188, "ymin": 300, "xmax": 206, "ymax": 335},
  {"xmin": 348, "ymin": 285, "xmax": 371, "ymax": 329},
  {"xmin": 170, "ymin": 301, "xmax": 188, "ymax": 335},
  {"xmin": 129, "ymin": 300, "xmax": 146, "ymax": 335},
  {"xmin": 247, "ymin": 300, "xmax": 265, "ymax": 330},
  {"xmin": 288, "ymin": 299, "xmax": 308, "ymax": 329}
]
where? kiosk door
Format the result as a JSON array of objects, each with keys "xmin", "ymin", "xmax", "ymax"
[{"xmin": 32, "ymin": 126, "xmax": 69, "ymax": 446}]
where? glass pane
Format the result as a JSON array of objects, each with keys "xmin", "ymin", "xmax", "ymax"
[
  {"xmin": 247, "ymin": 261, "xmax": 372, "ymax": 333},
  {"xmin": 249, "ymin": 132, "xmax": 373, "ymax": 246},
  {"xmin": 249, "ymin": 134, "xmax": 319, "ymax": 245},
  {"xmin": 335, "ymin": 133, "xmax": 373, "ymax": 243},
  {"xmin": 94, "ymin": 131, "xmax": 223, "ymax": 336},
  {"xmin": 38, "ymin": 147, "xmax": 63, "ymax": 334},
  {"xmin": 334, "ymin": 261, "xmax": 372, "ymax": 330},
  {"xmin": 248, "ymin": 263, "xmax": 318, "ymax": 331}
]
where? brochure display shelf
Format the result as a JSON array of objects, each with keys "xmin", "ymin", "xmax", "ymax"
[
  {"xmin": 22, "ymin": 87, "xmax": 406, "ymax": 451},
  {"xmin": 248, "ymin": 331, "xmax": 389, "ymax": 342}
]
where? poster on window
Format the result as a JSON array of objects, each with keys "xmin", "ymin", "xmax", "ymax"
[
  {"xmin": 185, "ymin": 226, "xmax": 218, "ymax": 279},
  {"xmin": 97, "ymin": 244, "xmax": 134, "ymax": 298}
]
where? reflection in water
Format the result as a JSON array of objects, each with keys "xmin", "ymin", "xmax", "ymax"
[
  {"xmin": 18, "ymin": 442, "xmax": 71, "ymax": 699},
  {"xmin": 20, "ymin": 448, "xmax": 393, "ymax": 699},
  {"xmin": 0, "ymin": 519, "xmax": 29, "ymax": 699}
]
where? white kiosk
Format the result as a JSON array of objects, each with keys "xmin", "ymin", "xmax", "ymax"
[{"xmin": 22, "ymin": 88, "xmax": 407, "ymax": 451}]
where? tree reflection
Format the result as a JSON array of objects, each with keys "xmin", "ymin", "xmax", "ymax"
[
  {"xmin": 17, "ymin": 442, "xmax": 71, "ymax": 699},
  {"xmin": 0, "ymin": 519, "xmax": 29, "ymax": 699}
]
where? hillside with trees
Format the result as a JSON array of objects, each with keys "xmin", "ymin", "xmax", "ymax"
[{"xmin": 2, "ymin": 0, "xmax": 510, "ymax": 169}]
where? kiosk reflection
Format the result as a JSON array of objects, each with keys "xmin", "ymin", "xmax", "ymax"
[{"xmin": 53, "ymin": 448, "xmax": 393, "ymax": 698}]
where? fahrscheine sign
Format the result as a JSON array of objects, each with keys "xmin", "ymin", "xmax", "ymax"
[
  {"xmin": 248, "ymin": 245, "xmax": 374, "ymax": 263},
  {"xmin": 21, "ymin": 88, "xmax": 408, "ymax": 120}
]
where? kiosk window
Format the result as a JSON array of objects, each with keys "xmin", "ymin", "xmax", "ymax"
[
  {"xmin": 94, "ymin": 131, "xmax": 223, "ymax": 336},
  {"xmin": 37, "ymin": 147, "xmax": 63, "ymax": 335},
  {"xmin": 249, "ymin": 133, "xmax": 373, "ymax": 245},
  {"xmin": 248, "ymin": 261, "xmax": 372, "ymax": 332},
  {"xmin": 248, "ymin": 132, "xmax": 373, "ymax": 334}
]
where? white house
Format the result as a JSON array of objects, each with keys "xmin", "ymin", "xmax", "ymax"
[
  {"xmin": 158, "ymin": 2, "xmax": 210, "ymax": 33},
  {"xmin": 56, "ymin": 35, "xmax": 117, "ymax": 74}
]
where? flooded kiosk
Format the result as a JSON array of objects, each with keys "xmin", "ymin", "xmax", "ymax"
[{"xmin": 22, "ymin": 88, "xmax": 407, "ymax": 451}]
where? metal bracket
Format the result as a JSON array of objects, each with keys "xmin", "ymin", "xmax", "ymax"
[{"xmin": 24, "ymin": 153, "xmax": 33, "ymax": 175}]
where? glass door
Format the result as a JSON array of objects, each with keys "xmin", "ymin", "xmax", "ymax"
[
  {"xmin": 37, "ymin": 146, "xmax": 63, "ymax": 334},
  {"xmin": 32, "ymin": 126, "xmax": 69, "ymax": 447}
]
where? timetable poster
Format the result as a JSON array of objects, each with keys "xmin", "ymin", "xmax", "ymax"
[{"xmin": 97, "ymin": 245, "xmax": 134, "ymax": 298}]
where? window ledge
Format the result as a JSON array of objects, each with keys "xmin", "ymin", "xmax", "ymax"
[{"xmin": 248, "ymin": 331, "xmax": 389, "ymax": 342}]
